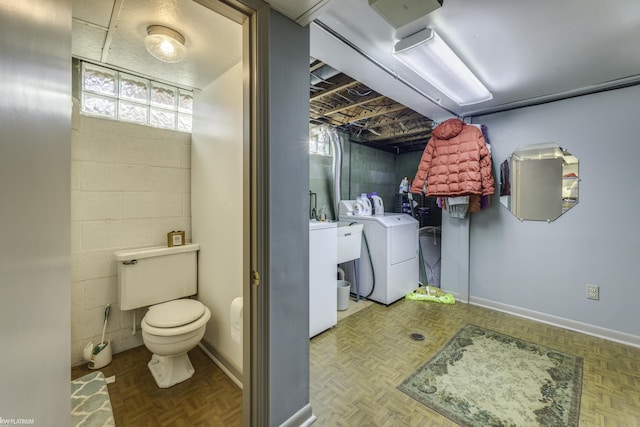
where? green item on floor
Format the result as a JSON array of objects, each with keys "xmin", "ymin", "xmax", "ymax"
[{"xmin": 405, "ymin": 285, "xmax": 455, "ymax": 304}]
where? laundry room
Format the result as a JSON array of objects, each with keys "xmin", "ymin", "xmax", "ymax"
[
  {"xmin": 308, "ymin": 123, "xmax": 434, "ymax": 335},
  {"xmin": 308, "ymin": 120, "xmax": 445, "ymax": 311}
]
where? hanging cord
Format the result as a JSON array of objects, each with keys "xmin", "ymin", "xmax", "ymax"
[
  {"xmin": 425, "ymin": 228, "xmax": 442, "ymax": 287},
  {"xmin": 425, "ymin": 256, "xmax": 441, "ymax": 287},
  {"xmin": 407, "ymin": 193, "xmax": 426, "ymax": 287},
  {"xmin": 350, "ymin": 221, "xmax": 375, "ymax": 298},
  {"xmin": 418, "ymin": 236, "xmax": 428, "ymax": 287}
]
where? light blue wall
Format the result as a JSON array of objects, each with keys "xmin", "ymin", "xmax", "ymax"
[
  {"xmin": 471, "ymin": 85, "xmax": 640, "ymax": 338},
  {"xmin": 267, "ymin": 10, "xmax": 312, "ymax": 426}
]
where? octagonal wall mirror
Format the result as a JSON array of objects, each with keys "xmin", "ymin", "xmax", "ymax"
[{"xmin": 499, "ymin": 143, "xmax": 579, "ymax": 222}]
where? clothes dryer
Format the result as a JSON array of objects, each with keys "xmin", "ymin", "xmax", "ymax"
[{"xmin": 339, "ymin": 201, "xmax": 418, "ymax": 305}]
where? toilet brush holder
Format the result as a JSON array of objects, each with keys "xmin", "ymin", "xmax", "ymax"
[{"xmin": 83, "ymin": 340, "xmax": 112, "ymax": 370}]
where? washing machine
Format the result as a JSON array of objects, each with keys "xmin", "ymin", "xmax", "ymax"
[{"xmin": 339, "ymin": 200, "xmax": 419, "ymax": 305}]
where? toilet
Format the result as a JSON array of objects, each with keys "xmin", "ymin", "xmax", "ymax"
[{"xmin": 115, "ymin": 244, "xmax": 211, "ymax": 388}]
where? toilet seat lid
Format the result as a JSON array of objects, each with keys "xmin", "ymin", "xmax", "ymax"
[{"xmin": 145, "ymin": 299, "xmax": 206, "ymax": 328}]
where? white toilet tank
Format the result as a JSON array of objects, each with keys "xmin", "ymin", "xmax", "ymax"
[{"xmin": 115, "ymin": 244, "xmax": 199, "ymax": 311}]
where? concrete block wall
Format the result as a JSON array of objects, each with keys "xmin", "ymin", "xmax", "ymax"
[
  {"xmin": 346, "ymin": 140, "xmax": 396, "ymax": 206},
  {"xmin": 396, "ymin": 150, "xmax": 422, "ymax": 189},
  {"xmin": 70, "ymin": 99, "xmax": 192, "ymax": 365}
]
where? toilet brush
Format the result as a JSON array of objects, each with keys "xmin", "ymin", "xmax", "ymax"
[{"xmin": 93, "ymin": 304, "xmax": 111, "ymax": 355}]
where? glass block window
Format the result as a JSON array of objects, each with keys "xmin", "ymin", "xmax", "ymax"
[
  {"xmin": 178, "ymin": 113, "xmax": 193, "ymax": 132},
  {"xmin": 150, "ymin": 82, "xmax": 177, "ymax": 109},
  {"xmin": 82, "ymin": 63, "xmax": 117, "ymax": 97},
  {"xmin": 82, "ymin": 92, "xmax": 116, "ymax": 118},
  {"xmin": 309, "ymin": 125, "xmax": 332, "ymax": 156},
  {"xmin": 119, "ymin": 73, "xmax": 148, "ymax": 103},
  {"xmin": 178, "ymin": 89, "xmax": 193, "ymax": 113},
  {"xmin": 150, "ymin": 107, "xmax": 176, "ymax": 129},
  {"xmin": 80, "ymin": 61, "xmax": 192, "ymax": 133},
  {"xmin": 118, "ymin": 100, "xmax": 147, "ymax": 124}
]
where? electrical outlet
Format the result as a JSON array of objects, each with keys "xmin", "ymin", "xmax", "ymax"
[{"xmin": 586, "ymin": 284, "xmax": 599, "ymax": 300}]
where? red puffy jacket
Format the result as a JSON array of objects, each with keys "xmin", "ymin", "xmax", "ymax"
[{"xmin": 410, "ymin": 118, "xmax": 494, "ymax": 196}]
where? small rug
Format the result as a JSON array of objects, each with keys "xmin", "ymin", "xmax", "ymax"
[
  {"xmin": 398, "ymin": 324, "xmax": 583, "ymax": 426},
  {"xmin": 71, "ymin": 371, "xmax": 116, "ymax": 427}
]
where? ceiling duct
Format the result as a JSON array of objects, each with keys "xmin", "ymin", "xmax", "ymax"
[
  {"xmin": 310, "ymin": 64, "xmax": 341, "ymax": 86},
  {"xmin": 368, "ymin": 0, "xmax": 443, "ymax": 29}
]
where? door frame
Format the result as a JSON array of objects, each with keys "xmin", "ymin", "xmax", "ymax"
[{"xmin": 193, "ymin": 0, "xmax": 270, "ymax": 425}]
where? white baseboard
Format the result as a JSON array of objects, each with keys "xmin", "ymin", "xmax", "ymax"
[
  {"xmin": 442, "ymin": 288, "xmax": 469, "ymax": 304},
  {"xmin": 197, "ymin": 342, "xmax": 243, "ymax": 389},
  {"xmin": 470, "ymin": 296, "xmax": 640, "ymax": 349},
  {"xmin": 279, "ymin": 404, "xmax": 316, "ymax": 427},
  {"xmin": 197, "ymin": 344, "xmax": 319, "ymax": 427}
]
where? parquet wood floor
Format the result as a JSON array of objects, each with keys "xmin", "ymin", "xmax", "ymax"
[
  {"xmin": 71, "ymin": 346, "xmax": 242, "ymax": 426},
  {"xmin": 310, "ymin": 299, "xmax": 640, "ymax": 426},
  {"xmin": 71, "ymin": 300, "xmax": 640, "ymax": 426}
]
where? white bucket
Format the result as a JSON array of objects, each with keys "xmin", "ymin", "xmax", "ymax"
[{"xmin": 337, "ymin": 280, "xmax": 351, "ymax": 311}]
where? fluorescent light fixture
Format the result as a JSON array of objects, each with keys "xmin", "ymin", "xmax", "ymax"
[
  {"xmin": 393, "ymin": 28, "xmax": 492, "ymax": 106},
  {"xmin": 144, "ymin": 25, "xmax": 186, "ymax": 63}
]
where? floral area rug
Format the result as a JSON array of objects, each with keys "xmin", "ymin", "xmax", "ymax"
[{"xmin": 398, "ymin": 324, "xmax": 583, "ymax": 426}]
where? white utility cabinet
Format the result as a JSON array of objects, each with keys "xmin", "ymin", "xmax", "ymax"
[{"xmin": 309, "ymin": 221, "xmax": 337, "ymax": 337}]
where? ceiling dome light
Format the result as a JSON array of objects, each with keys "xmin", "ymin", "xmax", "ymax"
[{"xmin": 144, "ymin": 25, "xmax": 186, "ymax": 63}]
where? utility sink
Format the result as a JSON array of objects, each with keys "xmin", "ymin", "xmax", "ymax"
[
  {"xmin": 337, "ymin": 222, "xmax": 363, "ymax": 263},
  {"xmin": 309, "ymin": 220, "xmax": 336, "ymax": 231}
]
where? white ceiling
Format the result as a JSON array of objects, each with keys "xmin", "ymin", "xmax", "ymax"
[
  {"xmin": 73, "ymin": 0, "xmax": 640, "ymax": 121},
  {"xmin": 72, "ymin": 0, "xmax": 242, "ymax": 90},
  {"xmin": 268, "ymin": 0, "xmax": 640, "ymax": 120}
]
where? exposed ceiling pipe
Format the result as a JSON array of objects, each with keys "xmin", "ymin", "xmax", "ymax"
[
  {"xmin": 311, "ymin": 20, "xmax": 459, "ymax": 120},
  {"xmin": 315, "ymin": 125, "xmax": 343, "ymax": 220}
]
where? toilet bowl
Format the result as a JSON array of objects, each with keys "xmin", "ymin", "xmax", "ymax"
[
  {"xmin": 141, "ymin": 299, "xmax": 211, "ymax": 388},
  {"xmin": 115, "ymin": 244, "xmax": 209, "ymax": 388}
]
